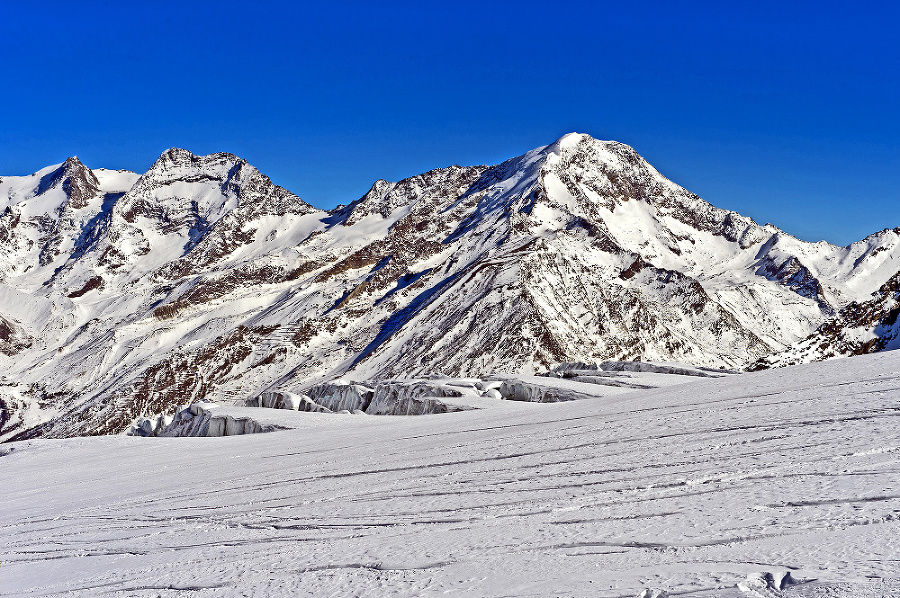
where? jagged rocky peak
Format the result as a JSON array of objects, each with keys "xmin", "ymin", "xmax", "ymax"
[
  {"xmin": 63, "ymin": 157, "xmax": 103, "ymax": 209},
  {"xmin": 156, "ymin": 146, "xmax": 238, "ymax": 167},
  {"xmin": 88, "ymin": 147, "xmax": 320, "ymax": 282},
  {"xmin": 140, "ymin": 147, "xmax": 245, "ymax": 186},
  {"xmin": 57, "ymin": 156, "xmax": 102, "ymax": 209},
  {"xmin": 32, "ymin": 155, "xmax": 103, "ymax": 210},
  {"xmin": 0, "ymin": 155, "xmax": 120, "ymax": 278},
  {"xmin": 117, "ymin": 148, "xmax": 313, "ymax": 226},
  {"xmin": 141, "ymin": 147, "xmax": 312, "ymax": 213}
]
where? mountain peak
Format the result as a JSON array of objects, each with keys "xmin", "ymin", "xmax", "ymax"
[
  {"xmin": 549, "ymin": 131, "xmax": 589, "ymax": 149},
  {"xmin": 32, "ymin": 155, "xmax": 100, "ymax": 208},
  {"xmin": 152, "ymin": 147, "xmax": 244, "ymax": 171},
  {"xmin": 544, "ymin": 132, "xmax": 639, "ymax": 159},
  {"xmin": 159, "ymin": 147, "xmax": 199, "ymax": 162}
]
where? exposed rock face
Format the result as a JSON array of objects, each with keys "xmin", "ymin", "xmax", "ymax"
[
  {"xmin": 756, "ymin": 254, "xmax": 829, "ymax": 307},
  {"xmin": 0, "ymin": 316, "xmax": 31, "ymax": 356},
  {"xmin": 2, "ymin": 134, "xmax": 899, "ymax": 440}
]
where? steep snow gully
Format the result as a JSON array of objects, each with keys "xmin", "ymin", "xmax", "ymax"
[{"xmin": 3, "ymin": 352, "xmax": 899, "ymax": 597}]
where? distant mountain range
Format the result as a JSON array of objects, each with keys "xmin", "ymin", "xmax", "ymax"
[{"xmin": 2, "ymin": 133, "xmax": 898, "ymax": 440}]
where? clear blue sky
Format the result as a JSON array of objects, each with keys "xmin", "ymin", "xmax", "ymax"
[{"xmin": 2, "ymin": 1, "xmax": 897, "ymax": 245}]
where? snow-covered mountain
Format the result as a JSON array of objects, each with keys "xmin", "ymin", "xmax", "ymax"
[{"xmin": 2, "ymin": 133, "xmax": 899, "ymax": 440}]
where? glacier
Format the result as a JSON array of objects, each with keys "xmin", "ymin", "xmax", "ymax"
[
  {"xmin": 2, "ymin": 351, "xmax": 898, "ymax": 596},
  {"xmin": 1, "ymin": 132, "xmax": 900, "ymax": 595}
]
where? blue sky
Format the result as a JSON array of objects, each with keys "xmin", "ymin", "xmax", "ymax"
[{"xmin": 2, "ymin": 0, "xmax": 897, "ymax": 245}]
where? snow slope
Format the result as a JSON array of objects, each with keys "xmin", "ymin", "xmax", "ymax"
[
  {"xmin": 2, "ymin": 134, "xmax": 900, "ymax": 440},
  {"xmin": 2, "ymin": 351, "xmax": 898, "ymax": 597},
  {"xmin": 756, "ymin": 271, "xmax": 900, "ymax": 369}
]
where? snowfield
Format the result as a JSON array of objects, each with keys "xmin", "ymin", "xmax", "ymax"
[{"xmin": 3, "ymin": 352, "xmax": 899, "ymax": 597}]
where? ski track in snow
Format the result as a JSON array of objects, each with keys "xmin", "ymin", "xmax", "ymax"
[{"xmin": 3, "ymin": 352, "xmax": 900, "ymax": 597}]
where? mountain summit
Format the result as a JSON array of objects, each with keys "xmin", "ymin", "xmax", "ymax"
[{"xmin": 2, "ymin": 134, "xmax": 899, "ymax": 439}]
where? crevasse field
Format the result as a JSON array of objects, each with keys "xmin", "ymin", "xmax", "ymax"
[{"xmin": 3, "ymin": 352, "xmax": 899, "ymax": 597}]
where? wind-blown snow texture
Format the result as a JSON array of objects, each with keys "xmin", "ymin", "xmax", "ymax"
[
  {"xmin": 2, "ymin": 352, "xmax": 899, "ymax": 597},
  {"xmin": 2, "ymin": 133, "xmax": 900, "ymax": 440}
]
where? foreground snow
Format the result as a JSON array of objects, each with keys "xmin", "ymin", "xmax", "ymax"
[{"xmin": 3, "ymin": 352, "xmax": 899, "ymax": 597}]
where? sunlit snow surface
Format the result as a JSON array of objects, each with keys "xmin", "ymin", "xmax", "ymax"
[{"xmin": 3, "ymin": 352, "xmax": 899, "ymax": 597}]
